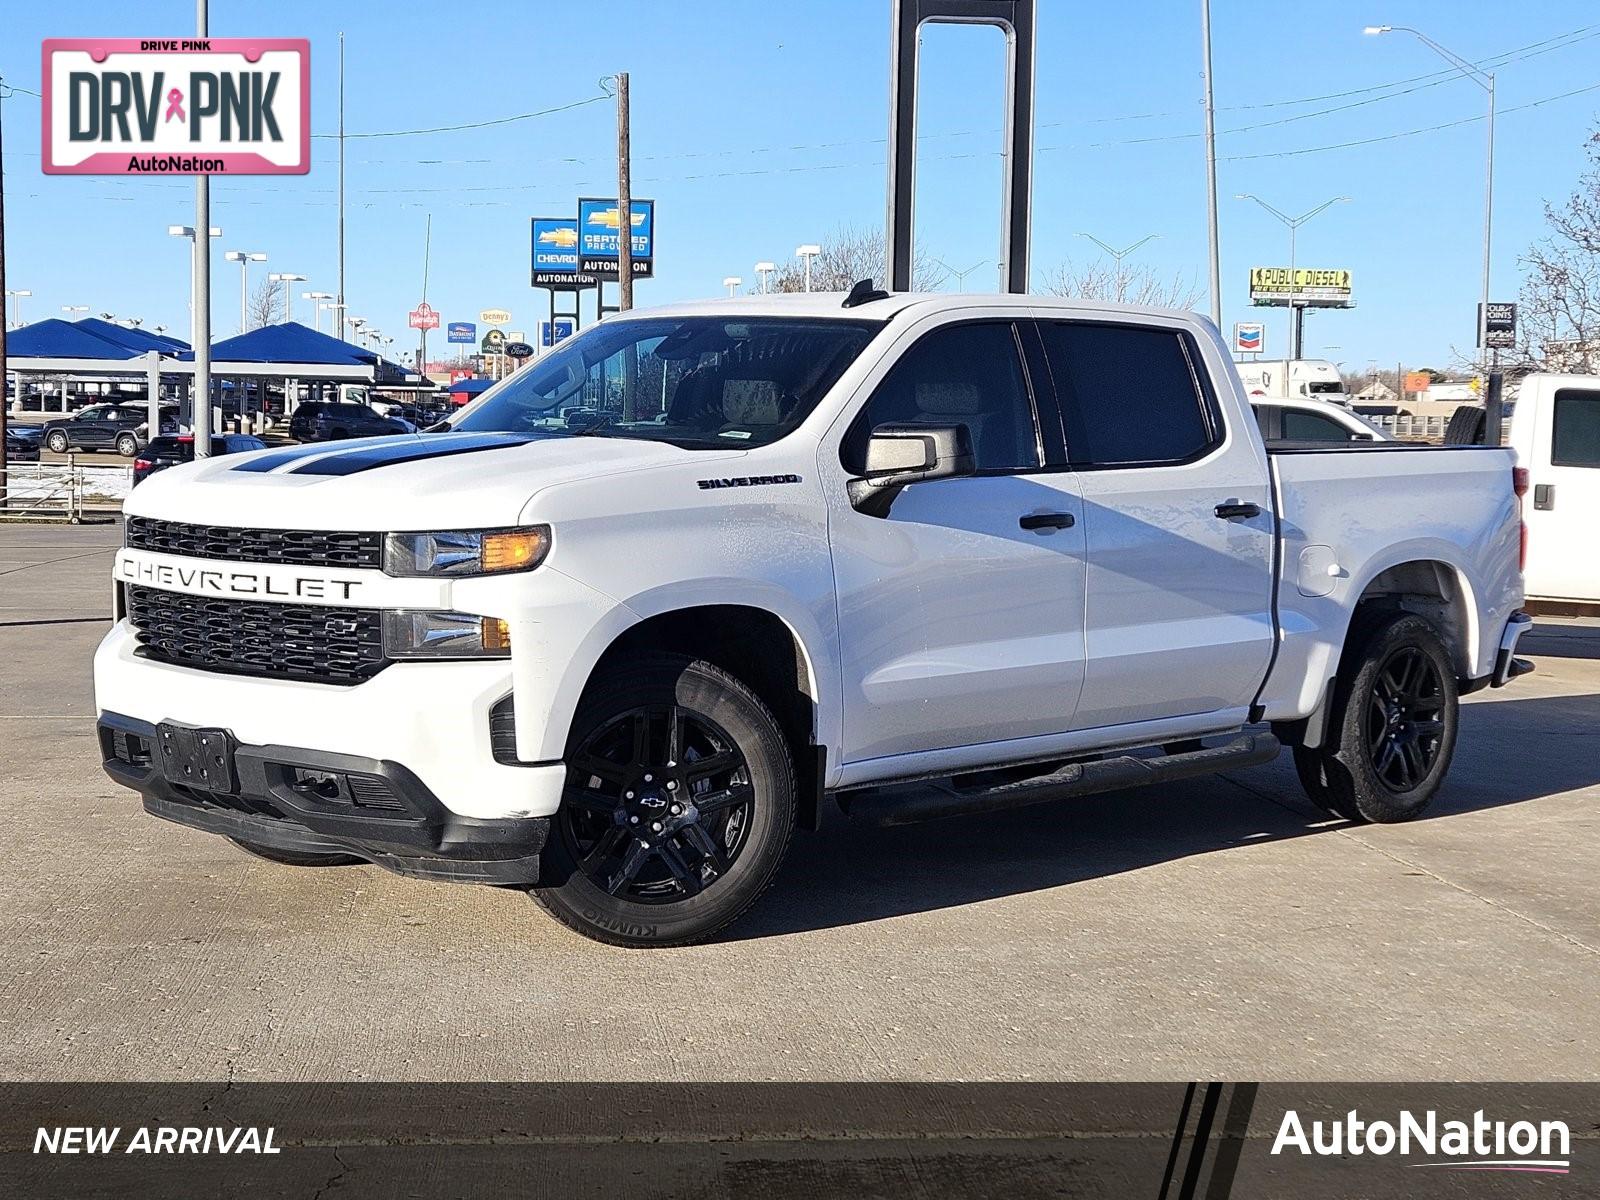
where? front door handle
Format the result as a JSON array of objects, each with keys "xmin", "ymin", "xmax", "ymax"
[
  {"xmin": 1019, "ymin": 511, "xmax": 1076, "ymax": 531},
  {"xmin": 1214, "ymin": 501, "xmax": 1262, "ymax": 520}
]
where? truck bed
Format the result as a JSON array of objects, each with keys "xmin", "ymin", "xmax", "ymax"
[{"xmin": 1255, "ymin": 442, "xmax": 1523, "ymax": 723}]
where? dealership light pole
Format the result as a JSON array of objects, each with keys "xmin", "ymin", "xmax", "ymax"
[
  {"xmin": 795, "ymin": 244, "xmax": 821, "ymax": 293},
  {"xmin": 1364, "ymin": 25, "xmax": 1494, "ymax": 366},
  {"xmin": 192, "ymin": 0, "xmax": 213, "ymax": 458},
  {"xmin": 1201, "ymin": 0, "xmax": 1222, "ymax": 328},
  {"xmin": 169, "ymin": 223, "xmax": 220, "ymax": 437},
  {"xmin": 754, "ymin": 261, "xmax": 776, "ymax": 293},
  {"xmin": 269, "ymin": 273, "xmax": 307, "ymax": 323},
  {"xmin": 722, "ymin": 276, "xmax": 742, "ymax": 298},
  {"xmin": 3, "ymin": 289, "xmax": 29, "ymax": 328},
  {"xmin": 225, "ymin": 251, "xmax": 268, "ymax": 333},
  {"xmin": 1076, "ymin": 234, "xmax": 1158, "ymax": 303},
  {"xmin": 303, "ymin": 291, "xmax": 333, "ymax": 333},
  {"xmin": 61, "ymin": 305, "xmax": 88, "ymax": 318},
  {"xmin": 1234, "ymin": 194, "xmax": 1349, "ymax": 359}
]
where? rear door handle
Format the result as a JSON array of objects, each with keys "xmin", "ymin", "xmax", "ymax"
[
  {"xmin": 1214, "ymin": 501, "xmax": 1262, "ymax": 520},
  {"xmin": 1533, "ymin": 483, "xmax": 1555, "ymax": 511},
  {"xmin": 1019, "ymin": 511, "xmax": 1076, "ymax": 531}
]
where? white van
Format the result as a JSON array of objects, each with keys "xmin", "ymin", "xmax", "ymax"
[
  {"xmin": 1235, "ymin": 359, "xmax": 1349, "ymax": 404},
  {"xmin": 1509, "ymin": 373, "xmax": 1600, "ymax": 611}
]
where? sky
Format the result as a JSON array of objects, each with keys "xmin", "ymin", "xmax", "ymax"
[{"xmin": 2, "ymin": 0, "xmax": 1598, "ymax": 371}]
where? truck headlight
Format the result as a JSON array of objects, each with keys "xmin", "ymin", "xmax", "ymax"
[
  {"xmin": 383, "ymin": 610, "xmax": 512, "ymax": 659},
  {"xmin": 383, "ymin": 527, "xmax": 550, "ymax": 578}
]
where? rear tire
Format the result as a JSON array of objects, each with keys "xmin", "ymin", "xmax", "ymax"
[
  {"xmin": 1297, "ymin": 612, "xmax": 1459, "ymax": 823},
  {"xmin": 532, "ymin": 654, "xmax": 796, "ymax": 948},
  {"xmin": 46, "ymin": 430, "xmax": 69, "ymax": 454},
  {"xmin": 229, "ymin": 837, "xmax": 363, "ymax": 867},
  {"xmin": 116, "ymin": 433, "xmax": 139, "ymax": 457}
]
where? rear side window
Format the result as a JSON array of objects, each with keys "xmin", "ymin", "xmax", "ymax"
[
  {"xmin": 1551, "ymin": 389, "xmax": 1600, "ymax": 468},
  {"xmin": 1037, "ymin": 322, "xmax": 1217, "ymax": 467},
  {"xmin": 1281, "ymin": 409, "xmax": 1354, "ymax": 441},
  {"xmin": 843, "ymin": 322, "xmax": 1040, "ymax": 474}
]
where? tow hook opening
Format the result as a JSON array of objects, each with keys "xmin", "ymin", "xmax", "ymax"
[{"xmin": 290, "ymin": 768, "xmax": 347, "ymax": 802}]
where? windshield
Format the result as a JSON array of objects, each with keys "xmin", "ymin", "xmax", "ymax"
[
  {"xmin": 452, "ymin": 316, "xmax": 880, "ymax": 449},
  {"xmin": 1305, "ymin": 381, "xmax": 1346, "ymax": 396}
]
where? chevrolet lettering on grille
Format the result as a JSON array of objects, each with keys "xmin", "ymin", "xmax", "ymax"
[{"xmin": 117, "ymin": 554, "xmax": 364, "ymax": 602}]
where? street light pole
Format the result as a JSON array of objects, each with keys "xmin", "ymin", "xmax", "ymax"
[
  {"xmin": 1076, "ymin": 234, "xmax": 1159, "ymax": 303},
  {"xmin": 754, "ymin": 262, "xmax": 776, "ymax": 294},
  {"xmin": 303, "ymin": 291, "xmax": 333, "ymax": 333},
  {"xmin": 193, "ymin": 0, "xmax": 212, "ymax": 458},
  {"xmin": 224, "ymin": 251, "xmax": 267, "ymax": 332},
  {"xmin": 269, "ymin": 273, "xmax": 307, "ymax": 323},
  {"xmin": 1365, "ymin": 25, "xmax": 1494, "ymax": 366},
  {"xmin": 795, "ymin": 244, "xmax": 821, "ymax": 293},
  {"xmin": 933, "ymin": 259, "xmax": 990, "ymax": 291},
  {"xmin": 4, "ymin": 289, "xmax": 30, "ymax": 327},
  {"xmin": 1200, "ymin": 0, "xmax": 1222, "ymax": 328},
  {"xmin": 1234, "ymin": 194, "xmax": 1350, "ymax": 359},
  {"xmin": 722, "ymin": 277, "xmax": 742, "ymax": 298}
]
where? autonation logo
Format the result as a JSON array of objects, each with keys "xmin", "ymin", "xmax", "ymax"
[{"xmin": 1272, "ymin": 1108, "xmax": 1571, "ymax": 1175}]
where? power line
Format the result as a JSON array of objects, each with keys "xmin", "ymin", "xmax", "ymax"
[{"xmin": 307, "ymin": 92, "xmax": 610, "ymax": 139}]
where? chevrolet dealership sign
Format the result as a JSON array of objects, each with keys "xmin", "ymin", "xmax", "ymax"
[{"xmin": 42, "ymin": 38, "xmax": 310, "ymax": 174}]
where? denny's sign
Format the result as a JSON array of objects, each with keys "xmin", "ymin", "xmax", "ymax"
[{"xmin": 42, "ymin": 38, "xmax": 310, "ymax": 175}]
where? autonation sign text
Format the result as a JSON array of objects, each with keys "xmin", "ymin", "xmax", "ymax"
[{"xmin": 42, "ymin": 38, "xmax": 310, "ymax": 175}]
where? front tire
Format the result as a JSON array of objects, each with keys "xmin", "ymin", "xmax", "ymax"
[
  {"xmin": 116, "ymin": 433, "xmax": 139, "ymax": 457},
  {"xmin": 532, "ymin": 654, "xmax": 796, "ymax": 948},
  {"xmin": 229, "ymin": 837, "xmax": 363, "ymax": 867},
  {"xmin": 1298, "ymin": 612, "xmax": 1459, "ymax": 823}
]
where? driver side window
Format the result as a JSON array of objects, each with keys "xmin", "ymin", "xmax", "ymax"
[{"xmin": 843, "ymin": 322, "xmax": 1039, "ymax": 474}]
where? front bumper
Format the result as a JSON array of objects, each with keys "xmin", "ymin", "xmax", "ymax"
[{"xmin": 100, "ymin": 713, "xmax": 549, "ymax": 886}]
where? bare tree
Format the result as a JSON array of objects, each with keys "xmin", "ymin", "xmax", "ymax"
[
  {"xmin": 1040, "ymin": 259, "xmax": 1203, "ymax": 310},
  {"xmin": 1517, "ymin": 130, "xmax": 1600, "ymax": 371},
  {"xmin": 248, "ymin": 277, "xmax": 285, "ymax": 330},
  {"xmin": 765, "ymin": 226, "xmax": 947, "ymax": 294}
]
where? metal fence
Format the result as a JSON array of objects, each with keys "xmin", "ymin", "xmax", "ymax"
[{"xmin": 0, "ymin": 460, "xmax": 129, "ymax": 522}]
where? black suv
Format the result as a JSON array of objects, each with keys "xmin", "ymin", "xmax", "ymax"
[
  {"xmin": 287, "ymin": 402, "xmax": 413, "ymax": 443},
  {"xmin": 131, "ymin": 433, "xmax": 267, "ymax": 486},
  {"xmin": 41, "ymin": 403, "xmax": 180, "ymax": 456}
]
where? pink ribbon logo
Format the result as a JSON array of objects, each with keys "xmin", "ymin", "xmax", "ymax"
[{"xmin": 164, "ymin": 88, "xmax": 185, "ymax": 123}]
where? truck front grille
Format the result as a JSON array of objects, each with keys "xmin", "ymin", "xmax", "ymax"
[
  {"xmin": 127, "ymin": 585, "xmax": 387, "ymax": 685},
  {"xmin": 126, "ymin": 517, "xmax": 383, "ymax": 570}
]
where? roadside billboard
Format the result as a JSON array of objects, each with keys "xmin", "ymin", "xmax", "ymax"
[
  {"xmin": 531, "ymin": 217, "xmax": 595, "ymax": 288},
  {"xmin": 577, "ymin": 197, "xmax": 655, "ymax": 279},
  {"xmin": 479, "ymin": 308, "xmax": 511, "ymax": 326},
  {"xmin": 1248, "ymin": 267, "xmax": 1353, "ymax": 308},
  {"xmin": 446, "ymin": 321, "xmax": 476, "ymax": 344},
  {"xmin": 42, "ymin": 38, "xmax": 310, "ymax": 175}
]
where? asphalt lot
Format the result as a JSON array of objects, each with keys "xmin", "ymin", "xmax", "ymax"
[{"xmin": 1, "ymin": 519, "xmax": 1597, "ymax": 1083}]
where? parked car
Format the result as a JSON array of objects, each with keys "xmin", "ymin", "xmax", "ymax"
[
  {"xmin": 1508, "ymin": 372, "xmax": 1600, "ymax": 613},
  {"xmin": 287, "ymin": 401, "xmax": 414, "ymax": 443},
  {"xmin": 1252, "ymin": 396, "xmax": 1389, "ymax": 444},
  {"xmin": 41, "ymin": 403, "xmax": 180, "ymax": 456},
  {"xmin": 97, "ymin": 292, "xmax": 1532, "ymax": 947},
  {"xmin": 5, "ymin": 424, "xmax": 43, "ymax": 461},
  {"xmin": 131, "ymin": 433, "xmax": 267, "ymax": 487}
]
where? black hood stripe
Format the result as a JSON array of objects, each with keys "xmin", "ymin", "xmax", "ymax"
[{"xmin": 233, "ymin": 432, "xmax": 553, "ymax": 477}]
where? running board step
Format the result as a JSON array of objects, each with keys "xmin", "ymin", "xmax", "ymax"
[{"xmin": 840, "ymin": 733, "xmax": 1281, "ymax": 827}]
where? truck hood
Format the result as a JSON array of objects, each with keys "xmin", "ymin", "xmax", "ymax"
[{"xmin": 125, "ymin": 431, "xmax": 745, "ymax": 530}]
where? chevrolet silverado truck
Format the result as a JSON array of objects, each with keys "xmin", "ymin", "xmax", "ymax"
[{"xmin": 96, "ymin": 290, "xmax": 1533, "ymax": 947}]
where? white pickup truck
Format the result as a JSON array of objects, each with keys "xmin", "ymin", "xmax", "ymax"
[
  {"xmin": 1509, "ymin": 372, "xmax": 1600, "ymax": 613},
  {"xmin": 96, "ymin": 291, "xmax": 1533, "ymax": 946}
]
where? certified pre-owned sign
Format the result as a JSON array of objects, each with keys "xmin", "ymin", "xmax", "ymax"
[{"xmin": 42, "ymin": 38, "xmax": 310, "ymax": 175}]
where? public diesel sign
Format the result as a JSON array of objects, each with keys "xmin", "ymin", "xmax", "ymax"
[{"xmin": 42, "ymin": 38, "xmax": 310, "ymax": 174}]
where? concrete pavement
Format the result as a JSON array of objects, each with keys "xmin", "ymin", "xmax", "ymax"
[{"xmin": 1, "ymin": 521, "xmax": 1597, "ymax": 1082}]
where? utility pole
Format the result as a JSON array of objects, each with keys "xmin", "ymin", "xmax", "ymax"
[
  {"xmin": 0, "ymin": 72, "xmax": 10, "ymax": 505},
  {"xmin": 193, "ymin": 0, "xmax": 212, "ymax": 458},
  {"xmin": 1201, "ymin": 0, "xmax": 1222, "ymax": 329},
  {"xmin": 337, "ymin": 32, "xmax": 346, "ymax": 352},
  {"xmin": 616, "ymin": 72, "xmax": 633, "ymax": 313}
]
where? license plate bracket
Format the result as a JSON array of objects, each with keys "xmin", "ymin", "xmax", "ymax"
[{"xmin": 156, "ymin": 723, "xmax": 238, "ymax": 794}]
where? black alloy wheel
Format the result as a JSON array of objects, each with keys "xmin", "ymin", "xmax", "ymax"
[
  {"xmin": 1364, "ymin": 645, "xmax": 1447, "ymax": 793},
  {"xmin": 560, "ymin": 702, "xmax": 756, "ymax": 903},
  {"xmin": 533, "ymin": 654, "xmax": 796, "ymax": 947}
]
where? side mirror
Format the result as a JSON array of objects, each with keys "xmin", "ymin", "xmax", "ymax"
[{"xmin": 848, "ymin": 422, "xmax": 975, "ymax": 517}]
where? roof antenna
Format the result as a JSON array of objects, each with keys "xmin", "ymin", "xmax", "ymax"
[{"xmin": 842, "ymin": 278, "xmax": 890, "ymax": 308}]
